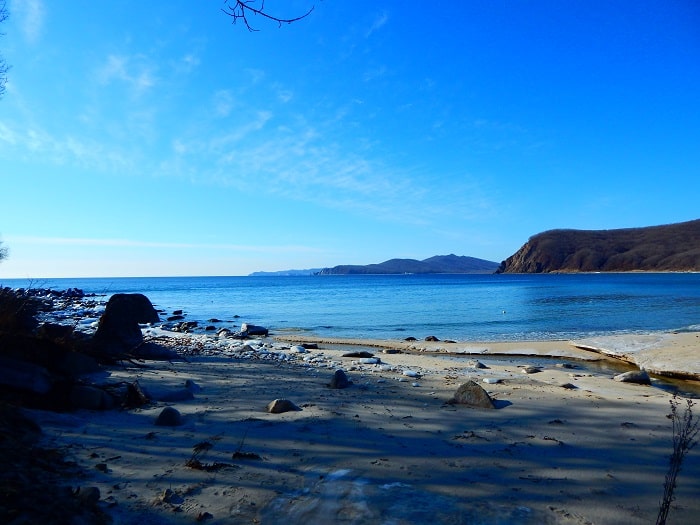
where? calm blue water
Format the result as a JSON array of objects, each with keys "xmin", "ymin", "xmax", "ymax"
[{"xmin": 2, "ymin": 273, "xmax": 700, "ymax": 341}]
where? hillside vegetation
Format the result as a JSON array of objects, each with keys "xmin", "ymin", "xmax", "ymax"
[
  {"xmin": 318, "ymin": 254, "xmax": 500, "ymax": 275},
  {"xmin": 497, "ymin": 219, "xmax": 700, "ymax": 273}
]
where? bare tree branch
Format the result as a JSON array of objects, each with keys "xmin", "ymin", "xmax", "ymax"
[
  {"xmin": 221, "ymin": 0, "xmax": 314, "ymax": 32},
  {"xmin": 0, "ymin": 1, "xmax": 8, "ymax": 98}
]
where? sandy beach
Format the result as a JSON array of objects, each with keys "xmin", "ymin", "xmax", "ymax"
[{"xmin": 26, "ymin": 331, "xmax": 700, "ymax": 524}]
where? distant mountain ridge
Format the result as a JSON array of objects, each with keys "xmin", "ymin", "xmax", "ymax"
[
  {"xmin": 317, "ymin": 254, "xmax": 500, "ymax": 275},
  {"xmin": 497, "ymin": 219, "xmax": 700, "ymax": 273},
  {"xmin": 249, "ymin": 268, "xmax": 322, "ymax": 276}
]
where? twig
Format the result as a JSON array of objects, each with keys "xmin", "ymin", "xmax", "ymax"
[
  {"xmin": 221, "ymin": 0, "xmax": 314, "ymax": 31},
  {"xmin": 656, "ymin": 395, "xmax": 699, "ymax": 525}
]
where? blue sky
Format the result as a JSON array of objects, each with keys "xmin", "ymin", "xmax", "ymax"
[{"xmin": 1, "ymin": 1, "xmax": 699, "ymax": 278}]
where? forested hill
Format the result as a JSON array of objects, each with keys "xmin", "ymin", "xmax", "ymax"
[
  {"xmin": 317, "ymin": 254, "xmax": 500, "ymax": 275},
  {"xmin": 497, "ymin": 219, "xmax": 700, "ymax": 273}
]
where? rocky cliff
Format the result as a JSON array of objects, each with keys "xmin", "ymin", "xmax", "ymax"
[{"xmin": 497, "ymin": 219, "xmax": 700, "ymax": 273}]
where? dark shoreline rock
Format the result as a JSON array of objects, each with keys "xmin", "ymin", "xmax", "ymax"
[{"xmin": 93, "ymin": 293, "xmax": 160, "ymax": 356}]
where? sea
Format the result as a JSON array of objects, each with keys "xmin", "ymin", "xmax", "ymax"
[{"xmin": 2, "ymin": 273, "xmax": 700, "ymax": 342}]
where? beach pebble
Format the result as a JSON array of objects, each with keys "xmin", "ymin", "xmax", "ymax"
[
  {"xmin": 521, "ymin": 365, "xmax": 541, "ymax": 374},
  {"xmin": 161, "ymin": 488, "xmax": 184, "ymax": 505},
  {"xmin": 289, "ymin": 345, "xmax": 308, "ymax": 353},
  {"xmin": 155, "ymin": 406, "xmax": 183, "ymax": 426},
  {"xmin": 329, "ymin": 369, "xmax": 352, "ymax": 389},
  {"xmin": 360, "ymin": 357, "xmax": 380, "ymax": 364},
  {"xmin": 266, "ymin": 399, "xmax": 301, "ymax": 414},
  {"xmin": 613, "ymin": 370, "xmax": 651, "ymax": 385},
  {"xmin": 76, "ymin": 486, "xmax": 101, "ymax": 507},
  {"xmin": 467, "ymin": 360, "xmax": 489, "ymax": 369},
  {"xmin": 482, "ymin": 377, "xmax": 501, "ymax": 384},
  {"xmin": 402, "ymin": 370, "xmax": 419, "ymax": 378},
  {"xmin": 412, "ymin": 382, "xmax": 420, "ymax": 387}
]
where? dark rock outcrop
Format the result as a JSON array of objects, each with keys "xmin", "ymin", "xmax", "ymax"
[
  {"xmin": 93, "ymin": 293, "xmax": 160, "ymax": 355},
  {"xmin": 241, "ymin": 323, "xmax": 269, "ymax": 337},
  {"xmin": 497, "ymin": 219, "xmax": 700, "ymax": 273}
]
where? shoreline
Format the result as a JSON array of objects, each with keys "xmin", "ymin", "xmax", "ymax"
[
  {"xmin": 6, "ymin": 288, "xmax": 700, "ymax": 523},
  {"xmin": 28, "ymin": 328, "xmax": 700, "ymax": 524},
  {"xmin": 275, "ymin": 331, "xmax": 700, "ymax": 383}
]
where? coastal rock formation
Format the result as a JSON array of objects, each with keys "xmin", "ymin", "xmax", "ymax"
[
  {"xmin": 497, "ymin": 219, "xmax": 700, "ymax": 273},
  {"xmin": 93, "ymin": 293, "xmax": 160, "ymax": 354},
  {"xmin": 318, "ymin": 254, "xmax": 499, "ymax": 275},
  {"xmin": 241, "ymin": 323, "xmax": 269, "ymax": 337}
]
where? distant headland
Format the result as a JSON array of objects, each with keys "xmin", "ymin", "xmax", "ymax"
[
  {"xmin": 250, "ymin": 219, "xmax": 700, "ymax": 276},
  {"xmin": 497, "ymin": 219, "xmax": 700, "ymax": 273},
  {"xmin": 249, "ymin": 254, "xmax": 499, "ymax": 276}
]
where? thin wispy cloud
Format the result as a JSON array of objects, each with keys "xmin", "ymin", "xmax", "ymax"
[
  {"xmin": 211, "ymin": 110, "xmax": 273, "ymax": 152},
  {"xmin": 213, "ymin": 90, "xmax": 235, "ymax": 117},
  {"xmin": 244, "ymin": 68, "xmax": 265, "ymax": 85},
  {"xmin": 0, "ymin": 121, "xmax": 134, "ymax": 171},
  {"xmin": 1, "ymin": 85, "xmax": 493, "ymax": 231},
  {"xmin": 363, "ymin": 65, "xmax": 387, "ymax": 82},
  {"xmin": 195, "ymin": 115, "xmax": 482, "ymax": 226},
  {"xmin": 7, "ymin": 236, "xmax": 324, "ymax": 254},
  {"xmin": 365, "ymin": 11, "xmax": 389, "ymax": 38},
  {"xmin": 97, "ymin": 54, "xmax": 157, "ymax": 95},
  {"xmin": 13, "ymin": 0, "xmax": 45, "ymax": 44},
  {"xmin": 0, "ymin": 122, "xmax": 17, "ymax": 145},
  {"xmin": 276, "ymin": 88, "xmax": 293, "ymax": 103},
  {"xmin": 176, "ymin": 53, "xmax": 200, "ymax": 74}
]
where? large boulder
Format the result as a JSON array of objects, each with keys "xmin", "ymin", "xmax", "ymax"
[
  {"xmin": 329, "ymin": 369, "xmax": 352, "ymax": 389},
  {"xmin": 241, "ymin": 323, "xmax": 269, "ymax": 337},
  {"xmin": 447, "ymin": 380, "xmax": 496, "ymax": 409},
  {"xmin": 93, "ymin": 294, "xmax": 159, "ymax": 355}
]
